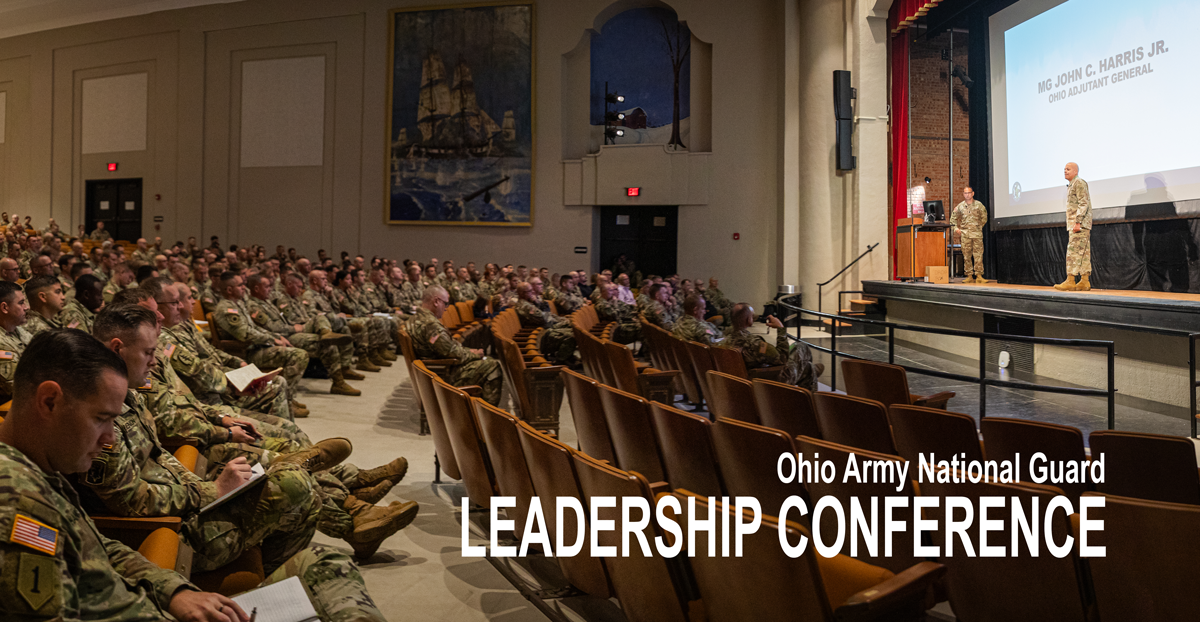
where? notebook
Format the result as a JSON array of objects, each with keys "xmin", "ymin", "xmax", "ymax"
[
  {"xmin": 231, "ymin": 576, "xmax": 319, "ymax": 622},
  {"xmin": 199, "ymin": 463, "xmax": 266, "ymax": 514}
]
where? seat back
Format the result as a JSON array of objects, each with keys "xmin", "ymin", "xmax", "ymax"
[
  {"xmin": 603, "ymin": 340, "xmax": 643, "ymax": 395},
  {"xmin": 456, "ymin": 301, "xmax": 476, "ymax": 323},
  {"xmin": 574, "ymin": 327, "xmax": 614, "ymax": 386},
  {"xmin": 497, "ymin": 337, "xmax": 534, "ymax": 416},
  {"xmin": 888, "ymin": 404, "xmax": 983, "ymax": 465},
  {"xmin": 573, "ymin": 453, "xmax": 689, "ymax": 622},
  {"xmin": 1082, "ymin": 492, "xmax": 1200, "ymax": 622},
  {"xmin": 441, "ymin": 305, "xmax": 461, "ymax": 330},
  {"xmin": 562, "ymin": 368, "xmax": 617, "ymax": 464},
  {"xmin": 412, "ymin": 361, "xmax": 461, "ymax": 479},
  {"xmin": 751, "ymin": 379, "xmax": 821, "ymax": 439},
  {"xmin": 472, "ymin": 399, "xmax": 536, "ymax": 539},
  {"xmin": 684, "ymin": 340, "xmax": 716, "ymax": 403},
  {"xmin": 596, "ymin": 384, "xmax": 666, "ymax": 483},
  {"xmin": 705, "ymin": 371, "xmax": 759, "ymax": 423},
  {"xmin": 1089, "ymin": 430, "xmax": 1200, "ymax": 505},
  {"xmin": 921, "ymin": 477, "xmax": 1087, "ymax": 622},
  {"xmin": 191, "ymin": 300, "xmax": 205, "ymax": 322},
  {"xmin": 710, "ymin": 418, "xmax": 800, "ymax": 512},
  {"xmin": 666, "ymin": 333, "xmax": 704, "ymax": 404},
  {"xmin": 396, "ymin": 328, "xmax": 419, "ymax": 378},
  {"xmin": 812, "ymin": 392, "xmax": 897, "ymax": 454},
  {"xmin": 709, "ymin": 345, "xmax": 752, "ymax": 379},
  {"xmin": 980, "ymin": 417, "xmax": 1088, "ymax": 500},
  {"xmin": 794, "ymin": 436, "xmax": 920, "ymax": 575},
  {"xmin": 516, "ymin": 422, "xmax": 611, "ymax": 597},
  {"xmin": 431, "ymin": 377, "xmax": 496, "ymax": 507},
  {"xmin": 648, "ymin": 401, "xmax": 724, "ymax": 497},
  {"xmin": 841, "ymin": 359, "xmax": 913, "ymax": 408}
]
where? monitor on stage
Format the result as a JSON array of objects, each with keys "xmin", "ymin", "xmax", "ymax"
[
  {"xmin": 989, "ymin": 0, "xmax": 1200, "ymax": 228},
  {"xmin": 923, "ymin": 200, "xmax": 945, "ymax": 221}
]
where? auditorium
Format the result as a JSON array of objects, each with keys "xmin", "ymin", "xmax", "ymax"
[{"xmin": 0, "ymin": 0, "xmax": 1195, "ymax": 620}]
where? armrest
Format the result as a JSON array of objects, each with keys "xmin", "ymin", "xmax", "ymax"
[
  {"xmin": 460, "ymin": 385, "xmax": 483, "ymax": 398},
  {"xmin": 633, "ymin": 361, "xmax": 652, "ymax": 371},
  {"xmin": 92, "ymin": 516, "xmax": 184, "ymax": 532},
  {"xmin": 524, "ymin": 365, "xmax": 563, "ymax": 381},
  {"xmin": 419, "ymin": 359, "xmax": 459, "ymax": 367},
  {"xmin": 835, "ymin": 561, "xmax": 945, "ymax": 622},
  {"xmin": 172, "ymin": 445, "xmax": 201, "ymax": 474},
  {"xmin": 913, "ymin": 391, "xmax": 955, "ymax": 409},
  {"xmin": 747, "ymin": 365, "xmax": 786, "ymax": 382},
  {"xmin": 137, "ymin": 527, "xmax": 181, "ymax": 571}
]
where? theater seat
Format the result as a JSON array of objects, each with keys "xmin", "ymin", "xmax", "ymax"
[
  {"xmin": 705, "ymin": 370, "xmax": 760, "ymax": 424},
  {"xmin": 841, "ymin": 359, "xmax": 954, "ymax": 410},
  {"xmin": 1089, "ymin": 429, "xmax": 1200, "ymax": 505},
  {"xmin": 649, "ymin": 401, "xmax": 724, "ymax": 497},
  {"xmin": 888, "ymin": 404, "xmax": 983, "ymax": 465},
  {"xmin": 813, "ymin": 392, "xmax": 898, "ymax": 455},
  {"xmin": 751, "ymin": 379, "xmax": 821, "ymax": 439}
]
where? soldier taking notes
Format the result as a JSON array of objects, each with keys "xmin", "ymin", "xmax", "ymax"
[{"xmin": 950, "ymin": 186, "xmax": 988, "ymax": 283}]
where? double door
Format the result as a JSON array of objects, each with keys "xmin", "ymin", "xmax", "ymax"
[{"xmin": 85, "ymin": 179, "xmax": 142, "ymax": 241}]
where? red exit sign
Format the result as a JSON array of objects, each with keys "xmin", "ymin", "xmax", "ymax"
[
  {"xmin": 107, "ymin": 163, "xmax": 118, "ymax": 172},
  {"xmin": 626, "ymin": 187, "xmax": 640, "ymax": 197}
]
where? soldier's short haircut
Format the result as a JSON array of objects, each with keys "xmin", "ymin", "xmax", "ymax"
[
  {"xmin": 111, "ymin": 287, "xmax": 153, "ymax": 307},
  {"xmin": 559, "ymin": 275, "xmax": 572, "ymax": 287},
  {"xmin": 422, "ymin": 285, "xmax": 448, "ymax": 303},
  {"xmin": 93, "ymin": 304, "xmax": 157, "ymax": 343},
  {"xmin": 140, "ymin": 276, "xmax": 175, "ymax": 300},
  {"xmin": 683, "ymin": 294, "xmax": 705, "ymax": 315},
  {"xmin": 24, "ymin": 275, "xmax": 60, "ymax": 298},
  {"xmin": 0, "ymin": 281, "xmax": 22, "ymax": 305},
  {"xmin": 333, "ymin": 270, "xmax": 351, "ymax": 286},
  {"xmin": 112, "ymin": 261, "xmax": 131, "ymax": 274},
  {"xmin": 245, "ymin": 273, "xmax": 267, "ymax": 290},
  {"xmin": 14, "ymin": 329, "xmax": 127, "ymax": 407},
  {"xmin": 69, "ymin": 262, "xmax": 93, "ymax": 279},
  {"xmin": 646, "ymin": 283, "xmax": 668, "ymax": 300},
  {"xmin": 74, "ymin": 274, "xmax": 102, "ymax": 295},
  {"xmin": 218, "ymin": 271, "xmax": 240, "ymax": 289},
  {"xmin": 58, "ymin": 255, "xmax": 74, "ymax": 270},
  {"xmin": 135, "ymin": 265, "xmax": 157, "ymax": 283},
  {"xmin": 208, "ymin": 266, "xmax": 224, "ymax": 279},
  {"xmin": 286, "ymin": 273, "xmax": 305, "ymax": 285}
]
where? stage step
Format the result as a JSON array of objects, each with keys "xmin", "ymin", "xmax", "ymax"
[
  {"xmin": 839, "ymin": 309, "xmax": 866, "ymax": 316},
  {"xmin": 849, "ymin": 298, "xmax": 880, "ymax": 312},
  {"xmin": 821, "ymin": 318, "xmax": 853, "ymax": 328}
]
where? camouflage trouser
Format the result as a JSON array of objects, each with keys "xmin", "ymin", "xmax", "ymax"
[
  {"xmin": 450, "ymin": 358, "xmax": 503, "ymax": 406},
  {"xmin": 236, "ymin": 409, "xmax": 311, "ymax": 447},
  {"xmin": 363, "ymin": 316, "xmax": 392, "ymax": 349},
  {"xmin": 779, "ymin": 342, "xmax": 824, "ymax": 393},
  {"xmin": 248, "ymin": 345, "xmax": 309, "ymax": 401},
  {"xmin": 611, "ymin": 321, "xmax": 642, "ymax": 345},
  {"xmin": 962, "ymin": 236, "xmax": 984, "ymax": 277},
  {"xmin": 225, "ymin": 376, "xmax": 291, "ymax": 420},
  {"xmin": 187, "ymin": 462, "xmax": 321, "ymax": 574},
  {"xmin": 1066, "ymin": 230, "xmax": 1092, "ymax": 276},
  {"xmin": 287, "ymin": 332, "xmax": 347, "ymax": 375},
  {"xmin": 346, "ymin": 318, "xmax": 374, "ymax": 357},
  {"xmin": 537, "ymin": 326, "xmax": 578, "ymax": 366},
  {"xmin": 258, "ymin": 545, "xmax": 385, "ymax": 622}
]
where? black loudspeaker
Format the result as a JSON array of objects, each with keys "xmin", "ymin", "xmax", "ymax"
[
  {"xmin": 836, "ymin": 119, "xmax": 855, "ymax": 171},
  {"xmin": 833, "ymin": 70, "xmax": 854, "ymax": 120}
]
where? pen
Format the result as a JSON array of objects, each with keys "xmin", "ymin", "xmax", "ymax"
[{"xmin": 249, "ymin": 607, "xmax": 257, "ymax": 622}]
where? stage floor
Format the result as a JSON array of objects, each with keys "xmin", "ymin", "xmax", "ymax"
[{"xmin": 861, "ymin": 279, "xmax": 1200, "ymax": 335}]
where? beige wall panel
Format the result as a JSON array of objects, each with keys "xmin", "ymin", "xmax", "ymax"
[
  {"xmin": 81, "ymin": 72, "xmax": 148, "ymax": 154},
  {"xmin": 238, "ymin": 166, "xmax": 323, "ymax": 252},
  {"xmin": 240, "ymin": 56, "xmax": 325, "ymax": 168},
  {"xmin": 0, "ymin": 90, "xmax": 6, "ymax": 144},
  {"xmin": 0, "ymin": 57, "xmax": 32, "ymax": 218}
]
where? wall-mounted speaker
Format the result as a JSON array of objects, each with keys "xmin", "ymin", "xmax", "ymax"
[
  {"xmin": 836, "ymin": 119, "xmax": 855, "ymax": 171},
  {"xmin": 833, "ymin": 70, "xmax": 854, "ymax": 120}
]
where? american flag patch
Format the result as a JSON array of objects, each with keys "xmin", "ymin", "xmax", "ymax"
[
  {"xmin": 164, "ymin": 344, "xmax": 176, "ymax": 358},
  {"xmin": 11, "ymin": 514, "xmax": 57, "ymax": 555},
  {"xmin": 0, "ymin": 351, "xmax": 12, "ymax": 360}
]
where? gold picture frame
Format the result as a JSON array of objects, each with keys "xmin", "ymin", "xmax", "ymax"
[{"xmin": 384, "ymin": 1, "xmax": 536, "ymax": 226}]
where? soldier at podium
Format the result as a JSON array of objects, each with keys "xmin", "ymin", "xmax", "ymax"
[{"xmin": 950, "ymin": 186, "xmax": 987, "ymax": 283}]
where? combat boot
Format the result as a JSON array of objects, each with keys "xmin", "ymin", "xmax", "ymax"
[
  {"xmin": 1053, "ymin": 275, "xmax": 1077, "ymax": 291},
  {"xmin": 319, "ymin": 328, "xmax": 354, "ymax": 346},
  {"xmin": 1075, "ymin": 273, "xmax": 1091, "ymax": 291},
  {"xmin": 371, "ymin": 348, "xmax": 392, "ymax": 367},
  {"xmin": 344, "ymin": 498, "xmax": 420, "ymax": 560},
  {"xmin": 330, "ymin": 371, "xmax": 361, "ymax": 396},
  {"xmin": 348, "ymin": 480, "xmax": 395, "ymax": 505},
  {"xmin": 290, "ymin": 400, "xmax": 309, "ymax": 418},
  {"xmin": 349, "ymin": 322, "xmax": 365, "ymax": 333},
  {"xmin": 380, "ymin": 348, "xmax": 398, "ymax": 362},
  {"xmin": 974, "ymin": 274, "xmax": 986, "ymax": 284},
  {"xmin": 343, "ymin": 367, "xmax": 366, "ymax": 381},
  {"xmin": 349, "ymin": 457, "xmax": 409, "ymax": 488},
  {"xmin": 275, "ymin": 437, "xmax": 353, "ymax": 472},
  {"xmin": 356, "ymin": 357, "xmax": 381, "ymax": 373}
]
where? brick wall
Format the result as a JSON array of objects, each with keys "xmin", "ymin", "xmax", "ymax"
[{"xmin": 907, "ymin": 31, "xmax": 971, "ymax": 209}]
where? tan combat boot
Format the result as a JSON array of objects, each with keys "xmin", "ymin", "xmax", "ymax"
[
  {"xmin": 1075, "ymin": 273, "xmax": 1091, "ymax": 291},
  {"xmin": 348, "ymin": 480, "xmax": 395, "ymax": 505},
  {"xmin": 290, "ymin": 400, "xmax": 309, "ymax": 418},
  {"xmin": 330, "ymin": 371, "xmax": 361, "ymax": 396},
  {"xmin": 342, "ymin": 367, "xmax": 366, "ymax": 381},
  {"xmin": 371, "ymin": 348, "xmax": 392, "ymax": 367},
  {"xmin": 319, "ymin": 328, "xmax": 354, "ymax": 346},
  {"xmin": 349, "ymin": 457, "xmax": 409, "ymax": 489},
  {"xmin": 344, "ymin": 498, "xmax": 420, "ymax": 560},
  {"xmin": 276, "ymin": 437, "xmax": 353, "ymax": 472},
  {"xmin": 1053, "ymin": 275, "xmax": 1077, "ymax": 291},
  {"xmin": 380, "ymin": 348, "xmax": 398, "ymax": 362},
  {"xmin": 356, "ymin": 356, "xmax": 381, "ymax": 373},
  {"xmin": 975, "ymin": 274, "xmax": 987, "ymax": 284}
]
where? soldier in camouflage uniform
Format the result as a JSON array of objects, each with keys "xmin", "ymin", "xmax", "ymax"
[
  {"xmin": 243, "ymin": 273, "xmax": 360, "ymax": 396},
  {"xmin": 332, "ymin": 270, "xmax": 398, "ymax": 362},
  {"xmin": 722, "ymin": 304, "xmax": 824, "ymax": 392},
  {"xmin": 60, "ymin": 274, "xmax": 103, "ymax": 334},
  {"xmin": 210, "ymin": 272, "xmax": 310, "ymax": 411},
  {"xmin": 672, "ymin": 294, "xmax": 723, "ymax": 345},
  {"xmin": 1055, "ymin": 162, "xmax": 1094, "ymax": 292},
  {"xmin": 595, "ymin": 283, "xmax": 642, "ymax": 344},
  {"xmin": 642, "ymin": 282, "xmax": 680, "ymax": 329},
  {"xmin": 407, "ymin": 285, "xmax": 503, "ymax": 406},
  {"xmin": 22, "ymin": 276, "xmax": 65, "ymax": 336},
  {"xmin": 950, "ymin": 186, "xmax": 988, "ymax": 283},
  {"xmin": 102, "ymin": 262, "xmax": 136, "ymax": 302},
  {"xmin": 279, "ymin": 273, "xmax": 364, "ymax": 377},
  {"xmin": 515, "ymin": 281, "xmax": 578, "ymax": 366},
  {"xmin": 702, "ymin": 277, "xmax": 733, "ymax": 325},
  {"xmin": 397, "ymin": 264, "xmax": 426, "ymax": 315},
  {"xmin": 306, "ymin": 270, "xmax": 388, "ymax": 371},
  {"xmin": 550, "ymin": 274, "xmax": 586, "ymax": 315},
  {"xmin": 0, "ymin": 282, "xmax": 30, "ymax": 402},
  {"xmin": 448, "ymin": 267, "xmax": 479, "ymax": 304}
]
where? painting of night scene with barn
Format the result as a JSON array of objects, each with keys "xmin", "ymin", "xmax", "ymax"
[{"xmin": 386, "ymin": 3, "xmax": 534, "ymax": 226}]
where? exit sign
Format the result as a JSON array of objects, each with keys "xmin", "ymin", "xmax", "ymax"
[
  {"xmin": 107, "ymin": 163, "xmax": 118, "ymax": 172},
  {"xmin": 626, "ymin": 187, "xmax": 640, "ymax": 197}
]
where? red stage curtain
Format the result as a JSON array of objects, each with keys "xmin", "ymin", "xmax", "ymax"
[{"xmin": 889, "ymin": 26, "xmax": 910, "ymax": 278}]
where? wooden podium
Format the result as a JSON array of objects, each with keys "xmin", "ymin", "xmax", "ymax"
[{"xmin": 896, "ymin": 217, "xmax": 949, "ymax": 279}]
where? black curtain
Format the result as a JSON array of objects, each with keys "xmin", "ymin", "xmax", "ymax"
[{"xmin": 994, "ymin": 218, "xmax": 1200, "ymax": 292}]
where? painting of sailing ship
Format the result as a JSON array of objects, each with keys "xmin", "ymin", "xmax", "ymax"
[{"xmin": 386, "ymin": 3, "xmax": 534, "ymax": 226}]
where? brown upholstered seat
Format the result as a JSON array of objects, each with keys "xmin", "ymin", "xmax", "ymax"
[
  {"xmin": 812, "ymin": 392, "xmax": 898, "ymax": 455},
  {"xmin": 431, "ymin": 376, "xmax": 498, "ymax": 507},
  {"xmin": 1089, "ymin": 429, "xmax": 1200, "ymax": 505},
  {"xmin": 888, "ymin": 403, "xmax": 983, "ymax": 465},
  {"xmin": 980, "ymin": 417, "xmax": 1088, "ymax": 501},
  {"xmin": 705, "ymin": 370, "xmax": 760, "ymax": 423},
  {"xmin": 710, "ymin": 418, "xmax": 802, "ymax": 512},
  {"xmin": 604, "ymin": 340, "xmax": 678, "ymax": 404},
  {"xmin": 472, "ymin": 398, "xmax": 537, "ymax": 539},
  {"xmin": 562, "ymin": 368, "xmax": 617, "ymax": 464},
  {"xmin": 495, "ymin": 336, "xmax": 564, "ymax": 434},
  {"xmin": 648, "ymin": 401, "xmax": 724, "ymax": 497},
  {"xmin": 596, "ymin": 384, "xmax": 668, "ymax": 485},
  {"xmin": 665, "ymin": 333, "xmax": 705, "ymax": 405},
  {"xmin": 412, "ymin": 361, "xmax": 462, "ymax": 480},
  {"xmin": 841, "ymin": 359, "xmax": 955, "ymax": 410},
  {"xmin": 752, "ymin": 378, "xmax": 821, "ymax": 439},
  {"xmin": 683, "ymin": 340, "xmax": 717, "ymax": 405},
  {"xmin": 710, "ymin": 343, "xmax": 784, "ymax": 381}
]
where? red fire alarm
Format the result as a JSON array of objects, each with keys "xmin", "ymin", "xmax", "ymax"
[
  {"xmin": 107, "ymin": 163, "xmax": 118, "ymax": 172},
  {"xmin": 733, "ymin": 233, "xmax": 740, "ymax": 240},
  {"xmin": 626, "ymin": 187, "xmax": 640, "ymax": 197}
]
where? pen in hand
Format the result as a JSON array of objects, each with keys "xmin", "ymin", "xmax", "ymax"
[{"xmin": 249, "ymin": 607, "xmax": 257, "ymax": 622}]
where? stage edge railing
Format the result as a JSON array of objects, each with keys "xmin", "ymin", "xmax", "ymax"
[{"xmin": 777, "ymin": 294, "xmax": 1118, "ymax": 429}]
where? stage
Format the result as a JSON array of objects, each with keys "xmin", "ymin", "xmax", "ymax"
[{"xmin": 861, "ymin": 280, "xmax": 1200, "ymax": 335}]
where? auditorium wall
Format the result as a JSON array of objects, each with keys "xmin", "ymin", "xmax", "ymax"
[
  {"xmin": 906, "ymin": 29, "xmax": 971, "ymax": 207},
  {"xmin": 0, "ymin": 0, "xmax": 891, "ymax": 307}
]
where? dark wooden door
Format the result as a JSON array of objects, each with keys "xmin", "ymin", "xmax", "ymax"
[
  {"xmin": 85, "ymin": 179, "xmax": 142, "ymax": 242},
  {"xmin": 598, "ymin": 206, "xmax": 678, "ymax": 278}
]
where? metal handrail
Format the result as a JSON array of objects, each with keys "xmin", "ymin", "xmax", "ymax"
[
  {"xmin": 777, "ymin": 294, "xmax": 1119, "ymax": 428},
  {"xmin": 817, "ymin": 243, "xmax": 879, "ymax": 316},
  {"xmin": 1191, "ymin": 334, "xmax": 1199, "ymax": 438}
]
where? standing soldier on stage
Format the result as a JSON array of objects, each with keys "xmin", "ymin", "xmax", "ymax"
[
  {"xmin": 1054, "ymin": 162, "xmax": 1093, "ymax": 292},
  {"xmin": 951, "ymin": 186, "xmax": 988, "ymax": 283}
]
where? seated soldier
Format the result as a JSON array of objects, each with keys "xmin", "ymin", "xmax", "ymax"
[
  {"xmin": 85, "ymin": 305, "xmax": 419, "ymax": 563},
  {"xmin": 641, "ymin": 282, "xmax": 680, "ymax": 328},
  {"xmin": 102, "ymin": 261, "xmax": 136, "ymax": 303},
  {"xmin": 672, "ymin": 294, "xmax": 723, "ymax": 345},
  {"xmin": 515, "ymin": 279, "xmax": 577, "ymax": 366},
  {"xmin": 276, "ymin": 274, "xmax": 365, "ymax": 379},
  {"xmin": 0, "ymin": 281, "xmax": 30, "ymax": 401},
  {"xmin": 305, "ymin": 270, "xmax": 385, "ymax": 373},
  {"xmin": 60, "ymin": 273, "xmax": 103, "ymax": 333},
  {"xmin": 23, "ymin": 275, "xmax": 66, "ymax": 335},
  {"xmin": 407, "ymin": 286, "xmax": 502, "ymax": 406},
  {"xmin": 549, "ymin": 273, "xmax": 585, "ymax": 315},
  {"xmin": 702, "ymin": 276, "xmax": 732, "ymax": 325},
  {"xmin": 331, "ymin": 269, "xmax": 397, "ymax": 365},
  {"xmin": 0, "ymin": 258, "xmax": 20, "ymax": 283},
  {"xmin": 721, "ymin": 303, "xmax": 825, "ymax": 392},
  {"xmin": 595, "ymin": 282, "xmax": 641, "ymax": 344}
]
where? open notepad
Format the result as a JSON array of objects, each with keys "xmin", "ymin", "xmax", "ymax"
[
  {"xmin": 200, "ymin": 463, "xmax": 266, "ymax": 514},
  {"xmin": 231, "ymin": 576, "xmax": 319, "ymax": 622},
  {"xmin": 225, "ymin": 364, "xmax": 282, "ymax": 395}
]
